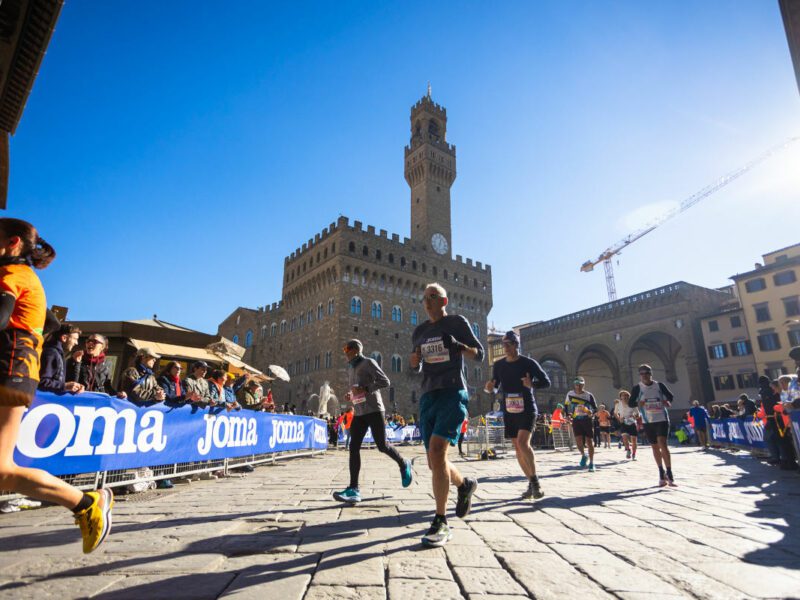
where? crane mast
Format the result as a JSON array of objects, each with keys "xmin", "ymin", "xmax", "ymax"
[{"xmin": 581, "ymin": 136, "xmax": 800, "ymax": 301}]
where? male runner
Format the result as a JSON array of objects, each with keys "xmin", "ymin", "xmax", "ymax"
[
  {"xmin": 564, "ymin": 376, "xmax": 597, "ymax": 471},
  {"xmin": 614, "ymin": 390, "xmax": 638, "ymax": 460},
  {"xmin": 597, "ymin": 404, "xmax": 612, "ymax": 449},
  {"xmin": 485, "ymin": 330, "xmax": 550, "ymax": 499},
  {"xmin": 333, "ymin": 339, "xmax": 412, "ymax": 504},
  {"xmin": 410, "ymin": 282, "xmax": 483, "ymax": 547},
  {"xmin": 629, "ymin": 364, "xmax": 676, "ymax": 487}
]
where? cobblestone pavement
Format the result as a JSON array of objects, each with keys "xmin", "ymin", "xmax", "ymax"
[{"xmin": 1, "ymin": 444, "xmax": 799, "ymax": 599}]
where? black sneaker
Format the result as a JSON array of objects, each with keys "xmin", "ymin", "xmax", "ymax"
[
  {"xmin": 455, "ymin": 477, "xmax": 478, "ymax": 518},
  {"xmin": 531, "ymin": 479, "xmax": 544, "ymax": 499}
]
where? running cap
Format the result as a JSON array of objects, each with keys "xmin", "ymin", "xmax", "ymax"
[
  {"xmin": 502, "ymin": 331, "xmax": 520, "ymax": 346},
  {"xmin": 573, "ymin": 376, "xmax": 585, "ymax": 384}
]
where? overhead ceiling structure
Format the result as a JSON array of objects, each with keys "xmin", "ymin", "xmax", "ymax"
[
  {"xmin": 781, "ymin": 0, "xmax": 800, "ymax": 96},
  {"xmin": 0, "ymin": 0, "xmax": 63, "ymax": 209}
]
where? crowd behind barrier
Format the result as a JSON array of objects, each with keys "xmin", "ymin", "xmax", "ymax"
[{"xmin": 1, "ymin": 391, "xmax": 327, "ymax": 502}]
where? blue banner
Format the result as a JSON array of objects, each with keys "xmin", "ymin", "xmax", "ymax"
[
  {"xmin": 338, "ymin": 425, "xmax": 421, "ymax": 444},
  {"xmin": 709, "ymin": 418, "xmax": 766, "ymax": 450},
  {"xmin": 14, "ymin": 392, "xmax": 327, "ymax": 476}
]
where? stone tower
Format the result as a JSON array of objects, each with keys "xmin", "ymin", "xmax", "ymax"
[{"xmin": 404, "ymin": 89, "xmax": 456, "ymax": 258}]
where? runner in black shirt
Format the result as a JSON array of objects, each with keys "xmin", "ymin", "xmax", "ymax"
[{"xmin": 485, "ymin": 331, "xmax": 550, "ymax": 499}]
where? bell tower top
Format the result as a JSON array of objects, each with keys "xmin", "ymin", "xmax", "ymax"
[{"xmin": 404, "ymin": 90, "xmax": 456, "ymax": 256}]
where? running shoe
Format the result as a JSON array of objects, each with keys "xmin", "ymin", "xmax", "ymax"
[
  {"xmin": 400, "ymin": 459, "xmax": 413, "ymax": 488},
  {"xmin": 588, "ymin": 463, "xmax": 596, "ymax": 472},
  {"xmin": 531, "ymin": 479, "xmax": 544, "ymax": 499},
  {"xmin": 626, "ymin": 449, "xmax": 631, "ymax": 459},
  {"xmin": 74, "ymin": 489, "xmax": 113, "ymax": 554},
  {"xmin": 421, "ymin": 517, "xmax": 452, "ymax": 547},
  {"xmin": 632, "ymin": 453, "xmax": 637, "ymax": 460},
  {"xmin": 333, "ymin": 487, "xmax": 362, "ymax": 504},
  {"xmin": 667, "ymin": 479, "xmax": 678, "ymax": 487},
  {"xmin": 579, "ymin": 454, "xmax": 588, "ymax": 468},
  {"xmin": 658, "ymin": 478, "xmax": 668, "ymax": 488},
  {"xmin": 521, "ymin": 482, "xmax": 534, "ymax": 500},
  {"xmin": 455, "ymin": 477, "xmax": 478, "ymax": 518}
]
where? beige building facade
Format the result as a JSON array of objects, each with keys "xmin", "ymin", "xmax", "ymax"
[
  {"xmin": 731, "ymin": 243, "xmax": 800, "ymax": 380},
  {"xmin": 699, "ymin": 304, "xmax": 758, "ymax": 404},
  {"xmin": 218, "ymin": 93, "xmax": 493, "ymax": 418}
]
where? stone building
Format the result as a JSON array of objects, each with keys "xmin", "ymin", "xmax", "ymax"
[
  {"xmin": 218, "ymin": 93, "xmax": 493, "ymax": 417},
  {"xmin": 519, "ymin": 282, "xmax": 732, "ymax": 415}
]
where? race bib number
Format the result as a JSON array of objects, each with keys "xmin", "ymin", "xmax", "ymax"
[
  {"xmin": 351, "ymin": 390, "xmax": 367, "ymax": 405},
  {"xmin": 644, "ymin": 398, "xmax": 662, "ymax": 414},
  {"xmin": 421, "ymin": 338, "xmax": 449, "ymax": 364},
  {"xmin": 624, "ymin": 416, "xmax": 635, "ymax": 425},
  {"xmin": 506, "ymin": 394, "xmax": 524, "ymax": 414}
]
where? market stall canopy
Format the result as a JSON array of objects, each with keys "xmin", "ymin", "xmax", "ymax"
[{"xmin": 128, "ymin": 339, "xmax": 220, "ymax": 364}]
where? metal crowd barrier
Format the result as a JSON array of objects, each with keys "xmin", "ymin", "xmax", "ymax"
[{"xmin": 0, "ymin": 447, "xmax": 326, "ymax": 503}]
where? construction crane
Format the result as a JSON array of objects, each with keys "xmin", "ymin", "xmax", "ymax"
[{"xmin": 581, "ymin": 136, "xmax": 800, "ymax": 301}]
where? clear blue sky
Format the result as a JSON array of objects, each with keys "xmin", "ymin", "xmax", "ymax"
[{"xmin": 12, "ymin": 1, "xmax": 800, "ymax": 333}]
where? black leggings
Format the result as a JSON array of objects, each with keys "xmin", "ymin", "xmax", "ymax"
[{"xmin": 349, "ymin": 411, "xmax": 405, "ymax": 488}]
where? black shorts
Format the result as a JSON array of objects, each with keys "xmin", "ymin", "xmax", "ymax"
[
  {"xmin": 599, "ymin": 426, "xmax": 611, "ymax": 433},
  {"xmin": 504, "ymin": 411, "xmax": 536, "ymax": 439},
  {"xmin": 572, "ymin": 417, "xmax": 593, "ymax": 439},
  {"xmin": 644, "ymin": 421, "xmax": 670, "ymax": 443},
  {"xmin": 621, "ymin": 422, "xmax": 638, "ymax": 437}
]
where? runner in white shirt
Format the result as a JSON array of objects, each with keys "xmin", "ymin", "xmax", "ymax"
[
  {"xmin": 629, "ymin": 364, "xmax": 676, "ymax": 487},
  {"xmin": 614, "ymin": 390, "xmax": 639, "ymax": 460}
]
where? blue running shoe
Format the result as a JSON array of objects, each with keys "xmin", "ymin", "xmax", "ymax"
[
  {"xmin": 579, "ymin": 454, "xmax": 588, "ymax": 468},
  {"xmin": 588, "ymin": 463, "xmax": 596, "ymax": 472},
  {"xmin": 333, "ymin": 487, "xmax": 361, "ymax": 504},
  {"xmin": 401, "ymin": 459, "xmax": 413, "ymax": 488}
]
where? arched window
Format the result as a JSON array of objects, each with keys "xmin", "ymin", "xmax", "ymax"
[
  {"xmin": 328, "ymin": 298, "xmax": 335, "ymax": 315},
  {"xmin": 392, "ymin": 305, "xmax": 402, "ymax": 322},
  {"xmin": 291, "ymin": 318, "xmax": 297, "ymax": 331},
  {"xmin": 443, "ymin": 269, "xmax": 448, "ymax": 280},
  {"xmin": 432, "ymin": 266, "xmax": 438, "ymax": 276},
  {"xmin": 317, "ymin": 303, "xmax": 324, "ymax": 320},
  {"xmin": 343, "ymin": 267, "xmax": 351, "ymax": 282},
  {"xmin": 371, "ymin": 351, "xmax": 382, "ymax": 367},
  {"xmin": 391, "ymin": 354, "xmax": 402, "ymax": 372},
  {"xmin": 299, "ymin": 314, "xmax": 305, "ymax": 328},
  {"xmin": 307, "ymin": 310, "xmax": 313, "ymax": 324},
  {"xmin": 232, "ymin": 334, "xmax": 239, "ymax": 345},
  {"xmin": 412, "ymin": 260, "xmax": 417, "ymax": 270},
  {"xmin": 362, "ymin": 245, "xmax": 369, "ymax": 256},
  {"xmin": 388, "ymin": 253, "xmax": 394, "ymax": 264},
  {"xmin": 348, "ymin": 241, "xmax": 355, "ymax": 252},
  {"xmin": 350, "ymin": 297, "xmax": 362, "ymax": 315},
  {"xmin": 271, "ymin": 323, "xmax": 277, "ymax": 336},
  {"xmin": 245, "ymin": 330, "xmax": 253, "ymax": 347},
  {"xmin": 280, "ymin": 320, "xmax": 287, "ymax": 334},
  {"xmin": 410, "ymin": 310, "xmax": 418, "ymax": 326},
  {"xmin": 376, "ymin": 249, "xmax": 382, "ymax": 261},
  {"xmin": 261, "ymin": 325, "xmax": 267, "ymax": 339},
  {"xmin": 371, "ymin": 301, "xmax": 382, "ymax": 319},
  {"xmin": 472, "ymin": 322, "xmax": 480, "ymax": 338},
  {"xmin": 400, "ymin": 257, "xmax": 406, "ymax": 267}
]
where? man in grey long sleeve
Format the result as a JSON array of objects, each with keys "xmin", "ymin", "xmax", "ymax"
[
  {"xmin": 333, "ymin": 339, "xmax": 413, "ymax": 504},
  {"xmin": 410, "ymin": 282, "xmax": 484, "ymax": 547}
]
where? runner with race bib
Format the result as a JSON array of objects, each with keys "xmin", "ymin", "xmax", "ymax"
[
  {"xmin": 629, "ymin": 364, "xmax": 676, "ymax": 487},
  {"xmin": 485, "ymin": 330, "xmax": 550, "ymax": 500}
]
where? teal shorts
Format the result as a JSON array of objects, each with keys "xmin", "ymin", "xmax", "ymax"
[{"xmin": 419, "ymin": 388, "xmax": 469, "ymax": 449}]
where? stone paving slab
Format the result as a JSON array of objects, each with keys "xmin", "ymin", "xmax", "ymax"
[{"xmin": 1, "ymin": 444, "xmax": 799, "ymax": 599}]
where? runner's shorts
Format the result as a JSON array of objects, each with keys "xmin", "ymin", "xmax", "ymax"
[
  {"xmin": 599, "ymin": 426, "xmax": 611, "ymax": 434},
  {"xmin": 621, "ymin": 422, "xmax": 638, "ymax": 436},
  {"xmin": 504, "ymin": 410, "xmax": 537, "ymax": 439},
  {"xmin": 0, "ymin": 379, "xmax": 36, "ymax": 407},
  {"xmin": 419, "ymin": 387, "xmax": 469, "ymax": 449},
  {"xmin": 643, "ymin": 420, "xmax": 670, "ymax": 443},
  {"xmin": 572, "ymin": 416, "xmax": 593, "ymax": 438}
]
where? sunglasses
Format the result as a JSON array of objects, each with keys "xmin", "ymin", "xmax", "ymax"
[
  {"xmin": 639, "ymin": 371, "xmax": 652, "ymax": 376},
  {"xmin": 423, "ymin": 293, "xmax": 442, "ymax": 301},
  {"xmin": 86, "ymin": 339, "xmax": 104, "ymax": 345}
]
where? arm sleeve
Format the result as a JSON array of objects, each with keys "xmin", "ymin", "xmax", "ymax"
[
  {"xmin": 0, "ymin": 292, "xmax": 15, "ymax": 330},
  {"xmin": 65, "ymin": 358, "xmax": 81, "ymax": 385},
  {"xmin": 658, "ymin": 382, "xmax": 674, "ymax": 402},
  {"xmin": 491, "ymin": 361, "xmax": 499, "ymax": 386},
  {"xmin": 366, "ymin": 360, "xmax": 390, "ymax": 393},
  {"xmin": 455, "ymin": 316, "xmax": 484, "ymax": 362},
  {"xmin": 527, "ymin": 358, "xmax": 551, "ymax": 389},
  {"xmin": 628, "ymin": 385, "xmax": 640, "ymax": 408},
  {"xmin": 588, "ymin": 394, "xmax": 598, "ymax": 412}
]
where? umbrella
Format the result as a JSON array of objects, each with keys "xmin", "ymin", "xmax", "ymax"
[{"xmin": 268, "ymin": 364, "xmax": 290, "ymax": 382}]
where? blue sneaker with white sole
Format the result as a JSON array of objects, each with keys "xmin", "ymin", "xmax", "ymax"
[
  {"xmin": 579, "ymin": 454, "xmax": 588, "ymax": 468},
  {"xmin": 333, "ymin": 487, "xmax": 362, "ymax": 504}
]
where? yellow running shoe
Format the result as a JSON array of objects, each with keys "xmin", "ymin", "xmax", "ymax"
[{"xmin": 74, "ymin": 488, "xmax": 114, "ymax": 554}]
